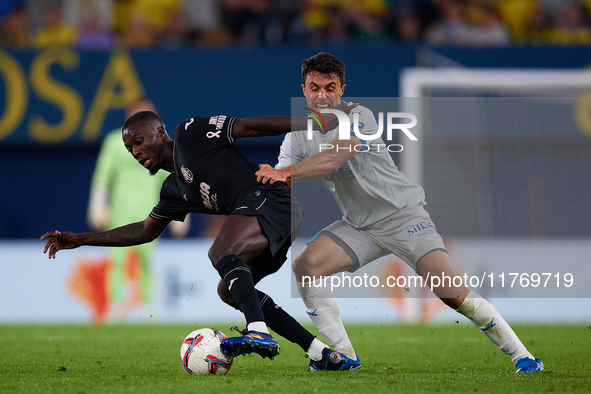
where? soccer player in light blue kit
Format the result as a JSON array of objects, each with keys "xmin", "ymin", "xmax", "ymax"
[{"xmin": 256, "ymin": 53, "xmax": 544, "ymax": 373}]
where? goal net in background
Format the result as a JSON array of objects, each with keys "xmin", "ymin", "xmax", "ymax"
[{"xmin": 400, "ymin": 69, "xmax": 591, "ymax": 238}]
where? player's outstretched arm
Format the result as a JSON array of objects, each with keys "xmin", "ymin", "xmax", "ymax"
[
  {"xmin": 41, "ymin": 216, "xmax": 170, "ymax": 259},
  {"xmin": 256, "ymin": 134, "xmax": 361, "ymax": 184},
  {"xmin": 232, "ymin": 102, "xmax": 358, "ymax": 138}
]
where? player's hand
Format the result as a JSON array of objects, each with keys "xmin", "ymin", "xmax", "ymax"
[
  {"xmin": 40, "ymin": 230, "xmax": 81, "ymax": 259},
  {"xmin": 87, "ymin": 186, "xmax": 109, "ymax": 230},
  {"xmin": 333, "ymin": 102, "xmax": 359, "ymax": 115},
  {"xmin": 256, "ymin": 164, "xmax": 288, "ymax": 185},
  {"xmin": 322, "ymin": 102, "xmax": 359, "ymax": 130}
]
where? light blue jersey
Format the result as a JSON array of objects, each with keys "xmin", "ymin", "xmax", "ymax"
[{"xmin": 277, "ymin": 104, "xmax": 425, "ymax": 228}]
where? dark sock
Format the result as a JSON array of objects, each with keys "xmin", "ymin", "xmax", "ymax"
[
  {"xmin": 257, "ymin": 290, "xmax": 315, "ymax": 351},
  {"xmin": 215, "ymin": 255, "xmax": 265, "ymax": 325}
]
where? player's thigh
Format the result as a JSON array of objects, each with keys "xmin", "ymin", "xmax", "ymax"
[
  {"xmin": 371, "ymin": 203, "xmax": 447, "ymax": 272},
  {"xmin": 248, "ymin": 238, "xmax": 291, "ymax": 284},
  {"xmin": 382, "ymin": 203, "xmax": 468, "ymax": 306},
  {"xmin": 293, "ymin": 235, "xmax": 351, "ymax": 279},
  {"xmin": 208, "ymin": 214, "xmax": 268, "ymax": 264},
  {"xmin": 293, "ymin": 221, "xmax": 385, "ymax": 278}
]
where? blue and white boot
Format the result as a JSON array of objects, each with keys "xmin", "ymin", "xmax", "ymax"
[
  {"xmin": 515, "ymin": 357, "xmax": 544, "ymax": 373},
  {"xmin": 340, "ymin": 354, "xmax": 361, "ymax": 370},
  {"xmin": 220, "ymin": 330, "xmax": 280, "ymax": 360},
  {"xmin": 308, "ymin": 348, "xmax": 361, "ymax": 371}
]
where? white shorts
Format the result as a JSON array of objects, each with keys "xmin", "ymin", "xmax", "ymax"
[{"xmin": 309, "ymin": 202, "xmax": 447, "ymax": 273}]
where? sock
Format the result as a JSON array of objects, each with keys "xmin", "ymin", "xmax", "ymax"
[
  {"xmin": 306, "ymin": 338, "xmax": 327, "ymax": 362},
  {"xmin": 215, "ymin": 255, "xmax": 265, "ymax": 326},
  {"xmin": 226, "ymin": 301, "xmax": 268, "ymax": 334},
  {"xmin": 247, "ymin": 321, "xmax": 268, "ymax": 334},
  {"xmin": 297, "ymin": 279, "xmax": 356, "ymax": 359},
  {"xmin": 457, "ymin": 291, "xmax": 533, "ymax": 365},
  {"xmin": 257, "ymin": 290, "xmax": 315, "ymax": 350}
]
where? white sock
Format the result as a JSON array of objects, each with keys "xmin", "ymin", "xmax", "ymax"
[
  {"xmin": 306, "ymin": 338, "xmax": 328, "ymax": 361},
  {"xmin": 457, "ymin": 291, "xmax": 533, "ymax": 365},
  {"xmin": 297, "ymin": 279, "xmax": 356, "ymax": 359},
  {"xmin": 247, "ymin": 321, "xmax": 269, "ymax": 334}
]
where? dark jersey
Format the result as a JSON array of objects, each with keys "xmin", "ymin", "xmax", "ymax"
[{"xmin": 149, "ymin": 115, "xmax": 286, "ymax": 222}]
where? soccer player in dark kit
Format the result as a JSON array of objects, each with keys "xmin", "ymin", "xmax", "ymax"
[{"xmin": 41, "ymin": 106, "xmax": 356, "ymax": 370}]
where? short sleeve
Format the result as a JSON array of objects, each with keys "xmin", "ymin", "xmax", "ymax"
[
  {"xmin": 149, "ymin": 176, "xmax": 217, "ymax": 221},
  {"xmin": 148, "ymin": 177, "xmax": 189, "ymax": 222},
  {"xmin": 276, "ymin": 133, "xmax": 306, "ymax": 169},
  {"xmin": 275, "ymin": 134, "xmax": 292, "ymax": 169},
  {"xmin": 149, "ymin": 197, "xmax": 189, "ymax": 222}
]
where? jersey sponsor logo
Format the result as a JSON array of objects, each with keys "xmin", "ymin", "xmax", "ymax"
[
  {"xmin": 185, "ymin": 118, "xmax": 194, "ymax": 130},
  {"xmin": 200, "ymin": 182, "xmax": 220, "ymax": 212},
  {"xmin": 181, "ymin": 166, "xmax": 193, "ymax": 183},
  {"xmin": 207, "ymin": 115, "xmax": 227, "ymax": 138},
  {"xmin": 407, "ymin": 222, "xmax": 434, "ymax": 237}
]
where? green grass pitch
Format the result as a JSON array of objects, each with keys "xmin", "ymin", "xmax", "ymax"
[{"xmin": 1, "ymin": 323, "xmax": 589, "ymax": 393}]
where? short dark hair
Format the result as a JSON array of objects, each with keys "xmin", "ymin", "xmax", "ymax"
[
  {"xmin": 122, "ymin": 110, "xmax": 164, "ymax": 133},
  {"xmin": 301, "ymin": 53, "xmax": 345, "ymax": 86}
]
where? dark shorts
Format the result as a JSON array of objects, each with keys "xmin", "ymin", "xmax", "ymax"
[
  {"xmin": 247, "ymin": 237, "xmax": 292, "ymax": 284},
  {"xmin": 229, "ymin": 184, "xmax": 303, "ymax": 257}
]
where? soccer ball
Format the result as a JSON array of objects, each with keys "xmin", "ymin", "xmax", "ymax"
[{"xmin": 180, "ymin": 328, "xmax": 233, "ymax": 375}]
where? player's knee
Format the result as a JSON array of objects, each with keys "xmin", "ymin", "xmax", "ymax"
[
  {"xmin": 441, "ymin": 296, "xmax": 465, "ymax": 310},
  {"xmin": 208, "ymin": 245, "xmax": 239, "ymax": 267},
  {"xmin": 292, "ymin": 252, "xmax": 323, "ymax": 279},
  {"xmin": 209, "ymin": 238, "xmax": 266, "ymax": 265},
  {"xmin": 208, "ymin": 247, "xmax": 219, "ymax": 267},
  {"xmin": 291, "ymin": 255, "xmax": 307, "ymax": 279},
  {"xmin": 434, "ymin": 286, "xmax": 468, "ymax": 309}
]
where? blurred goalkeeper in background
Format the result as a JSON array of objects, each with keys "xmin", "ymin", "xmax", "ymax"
[
  {"xmin": 255, "ymin": 52, "xmax": 544, "ymax": 373},
  {"xmin": 87, "ymin": 98, "xmax": 189, "ymax": 321}
]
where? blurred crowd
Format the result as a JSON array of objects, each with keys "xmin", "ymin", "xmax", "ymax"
[{"xmin": 1, "ymin": 0, "xmax": 591, "ymax": 49}]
